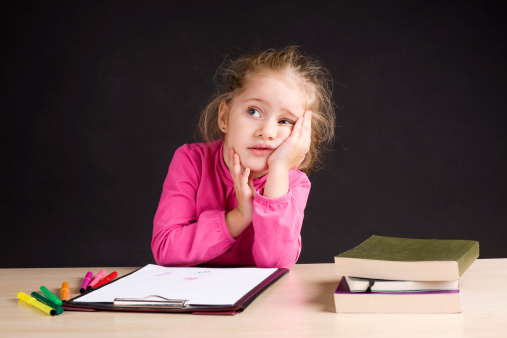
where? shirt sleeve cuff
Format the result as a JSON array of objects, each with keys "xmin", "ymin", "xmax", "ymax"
[
  {"xmin": 254, "ymin": 188, "xmax": 292, "ymax": 205},
  {"xmin": 217, "ymin": 210, "xmax": 236, "ymax": 244}
]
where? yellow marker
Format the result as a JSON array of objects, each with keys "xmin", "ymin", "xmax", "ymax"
[
  {"xmin": 61, "ymin": 282, "xmax": 69, "ymax": 301},
  {"xmin": 17, "ymin": 292, "xmax": 56, "ymax": 316}
]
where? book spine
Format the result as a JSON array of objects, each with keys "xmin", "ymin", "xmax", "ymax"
[{"xmin": 456, "ymin": 242, "xmax": 479, "ymax": 277}]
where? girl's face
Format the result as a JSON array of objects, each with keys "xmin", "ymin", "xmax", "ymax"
[{"xmin": 219, "ymin": 73, "xmax": 308, "ymax": 178}]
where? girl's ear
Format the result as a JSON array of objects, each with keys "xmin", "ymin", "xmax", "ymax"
[{"xmin": 218, "ymin": 102, "xmax": 228, "ymax": 133}]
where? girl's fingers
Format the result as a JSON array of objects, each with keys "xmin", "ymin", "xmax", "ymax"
[
  {"xmin": 229, "ymin": 148, "xmax": 238, "ymax": 177},
  {"xmin": 291, "ymin": 113, "xmax": 304, "ymax": 139},
  {"xmin": 242, "ymin": 167, "xmax": 250, "ymax": 185},
  {"xmin": 230, "ymin": 150, "xmax": 249, "ymax": 190},
  {"xmin": 230, "ymin": 150, "xmax": 242, "ymax": 184},
  {"xmin": 302, "ymin": 110, "xmax": 312, "ymax": 147},
  {"xmin": 228, "ymin": 149, "xmax": 254, "ymax": 199},
  {"xmin": 292, "ymin": 110, "xmax": 311, "ymax": 142},
  {"xmin": 233, "ymin": 154, "xmax": 241, "ymax": 175},
  {"xmin": 248, "ymin": 170, "xmax": 256, "ymax": 198},
  {"xmin": 303, "ymin": 110, "xmax": 311, "ymax": 132}
]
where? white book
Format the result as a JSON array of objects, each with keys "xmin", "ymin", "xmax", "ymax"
[
  {"xmin": 345, "ymin": 276, "xmax": 459, "ymax": 293},
  {"xmin": 334, "ymin": 278, "xmax": 462, "ymax": 313}
]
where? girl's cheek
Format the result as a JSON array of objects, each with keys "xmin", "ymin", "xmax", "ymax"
[{"xmin": 284, "ymin": 129, "xmax": 293, "ymax": 139}]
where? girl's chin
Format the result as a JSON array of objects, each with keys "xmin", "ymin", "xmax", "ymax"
[
  {"xmin": 252, "ymin": 169, "xmax": 269, "ymax": 179},
  {"xmin": 244, "ymin": 163, "xmax": 269, "ymax": 178}
]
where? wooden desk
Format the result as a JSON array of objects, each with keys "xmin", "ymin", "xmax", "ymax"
[{"xmin": 1, "ymin": 259, "xmax": 506, "ymax": 337}]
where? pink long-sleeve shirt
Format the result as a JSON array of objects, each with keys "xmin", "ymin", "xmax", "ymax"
[{"xmin": 152, "ymin": 140, "xmax": 311, "ymax": 269}]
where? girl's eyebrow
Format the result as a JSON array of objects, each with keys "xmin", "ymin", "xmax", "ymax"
[
  {"xmin": 244, "ymin": 98, "xmax": 267, "ymax": 105},
  {"xmin": 244, "ymin": 98, "xmax": 300, "ymax": 120},
  {"xmin": 283, "ymin": 111, "xmax": 300, "ymax": 121}
]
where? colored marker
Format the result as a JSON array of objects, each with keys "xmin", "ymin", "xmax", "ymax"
[
  {"xmin": 94, "ymin": 271, "xmax": 118, "ymax": 288},
  {"xmin": 40, "ymin": 286, "xmax": 63, "ymax": 306},
  {"xmin": 17, "ymin": 292, "xmax": 56, "ymax": 316},
  {"xmin": 87, "ymin": 269, "xmax": 106, "ymax": 290},
  {"xmin": 31, "ymin": 292, "xmax": 64, "ymax": 315},
  {"xmin": 80, "ymin": 271, "xmax": 93, "ymax": 293},
  {"xmin": 61, "ymin": 282, "xmax": 69, "ymax": 301}
]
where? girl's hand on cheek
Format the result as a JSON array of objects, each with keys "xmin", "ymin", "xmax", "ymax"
[
  {"xmin": 229, "ymin": 148, "xmax": 255, "ymax": 223},
  {"xmin": 268, "ymin": 110, "xmax": 312, "ymax": 172}
]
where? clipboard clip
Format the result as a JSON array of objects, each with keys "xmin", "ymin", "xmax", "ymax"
[{"xmin": 114, "ymin": 295, "xmax": 189, "ymax": 309}]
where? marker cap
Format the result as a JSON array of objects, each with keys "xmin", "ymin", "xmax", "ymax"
[
  {"xmin": 40, "ymin": 286, "xmax": 63, "ymax": 306},
  {"xmin": 88, "ymin": 269, "xmax": 107, "ymax": 290},
  {"xmin": 61, "ymin": 282, "xmax": 69, "ymax": 301}
]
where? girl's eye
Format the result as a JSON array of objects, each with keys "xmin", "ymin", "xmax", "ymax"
[
  {"xmin": 248, "ymin": 108, "xmax": 261, "ymax": 118},
  {"xmin": 279, "ymin": 119, "xmax": 295, "ymax": 125}
]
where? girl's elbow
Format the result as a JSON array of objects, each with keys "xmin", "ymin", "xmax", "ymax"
[
  {"xmin": 151, "ymin": 237, "xmax": 171, "ymax": 266},
  {"xmin": 256, "ymin": 259, "xmax": 296, "ymax": 269},
  {"xmin": 255, "ymin": 252, "xmax": 300, "ymax": 269}
]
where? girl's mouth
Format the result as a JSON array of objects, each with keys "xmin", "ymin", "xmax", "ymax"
[{"xmin": 249, "ymin": 144, "xmax": 274, "ymax": 156}]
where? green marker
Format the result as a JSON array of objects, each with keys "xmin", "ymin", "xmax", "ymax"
[
  {"xmin": 40, "ymin": 286, "xmax": 63, "ymax": 306},
  {"xmin": 31, "ymin": 292, "xmax": 64, "ymax": 315}
]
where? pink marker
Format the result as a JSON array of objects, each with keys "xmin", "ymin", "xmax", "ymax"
[
  {"xmin": 87, "ymin": 269, "xmax": 106, "ymax": 290},
  {"xmin": 80, "ymin": 271, "xmax": 93, "ymax": 294}
]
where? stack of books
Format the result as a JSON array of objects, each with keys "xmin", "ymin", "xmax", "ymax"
[{"xmin": 333, "ymin": 235, "xmax": 479, "ymax": 313}]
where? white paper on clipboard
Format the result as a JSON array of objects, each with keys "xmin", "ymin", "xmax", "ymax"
[{"xmin": 77, "ymin": 265, "xmax": 277, "ymax": 306}]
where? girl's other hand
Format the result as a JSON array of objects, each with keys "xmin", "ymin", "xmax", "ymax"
[
  {"xmin": 228, "ymin": 148, "xmax": 255, "ymax": 226},
  {"xmin": 268, "ymin": 110, "xmax": 312, "ymax": 172}
]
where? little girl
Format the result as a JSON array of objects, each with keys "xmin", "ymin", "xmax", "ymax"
[{"xmin": 152, "ymin": 46, "xmax": 335, "ymax": 269}]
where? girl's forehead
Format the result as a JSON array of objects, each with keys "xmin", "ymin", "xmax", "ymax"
[
  {"xmin": 246, "ymin": 68, "xmax": 299, "ymax": 87},
  {"xmin": 242, "ymin": 74, "xmax": 306, "ymax": 105},
  {"xmin": 247, "ymin": 73, "xmax": 296, "ymax": 91},
  {"xmin": 243, "ymin": 70, "xmax": 316, "ymax": 108},
  {"xmin": 245, "ymin": 70, "xmax": 304, "ymax": 93}
]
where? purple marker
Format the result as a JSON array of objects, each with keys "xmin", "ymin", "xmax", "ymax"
[{"xmin": 80, "ymin": 271, "xmax": 93, "ymax": 294}]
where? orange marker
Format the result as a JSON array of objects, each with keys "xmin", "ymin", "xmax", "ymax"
[
  {"xmin": 61, "ymin": 282, "xmax": 69, "ymax": 301},
  {"xmin": 94, "ymin": 271, "xmax": 118, "ymax": 288}
]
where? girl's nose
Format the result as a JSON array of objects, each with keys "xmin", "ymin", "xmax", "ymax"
[{"xmin": 256, "ymin": 120, "xmax": 277, "ymax": 139}]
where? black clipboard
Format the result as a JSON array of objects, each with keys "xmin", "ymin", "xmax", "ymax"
[{"xmin": 63, "ymin": 266, "xmax": 289, "ymax": 315}]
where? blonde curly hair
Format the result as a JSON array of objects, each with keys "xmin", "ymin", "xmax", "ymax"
[{"xmin": 198, "ymin": 46, "xmax": 336, "ymax": 174}]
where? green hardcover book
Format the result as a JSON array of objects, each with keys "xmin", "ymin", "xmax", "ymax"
[{"xmin": 334, "ymin": 236, "xmax": 479, "ymax": 281}]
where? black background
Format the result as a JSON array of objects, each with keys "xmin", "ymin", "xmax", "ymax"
[{"xmin": 2, "ymin": 1, "xmax": 506, "ymax": 268}]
